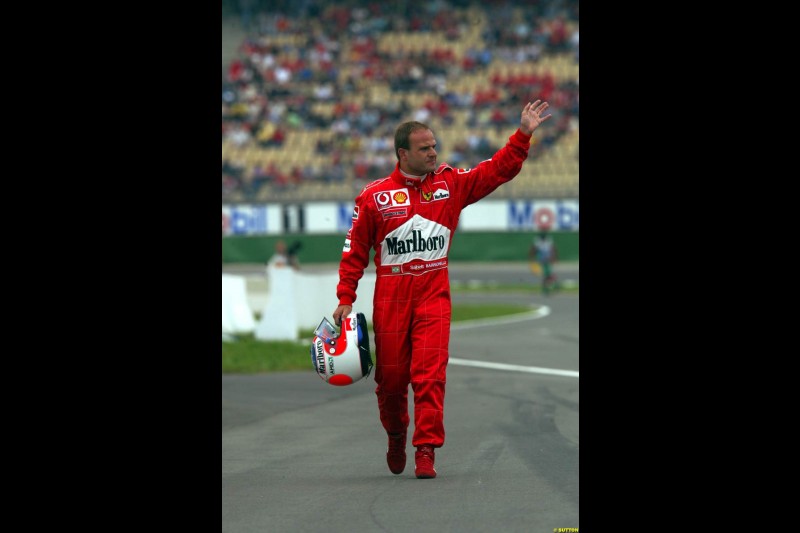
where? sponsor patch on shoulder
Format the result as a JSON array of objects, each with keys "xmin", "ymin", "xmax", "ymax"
[
  {"xmin": 381, "ymin": 207, "xmax": 408, "ymax": 220},
  {"xmin": 421, "ymin": 181, "xmax": 450, "ymax": 202},
  {"xmin": 352, "ymin": 206, "xmax": 359, "ymax": 220},
  {"xmin": 373, "ymin": 188, "xmax": 411, "ymax": 211}
]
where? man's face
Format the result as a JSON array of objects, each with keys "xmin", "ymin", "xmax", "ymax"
[{"xmin": 401, "ymin": 129, "xmax": 437, "ymax": 175}]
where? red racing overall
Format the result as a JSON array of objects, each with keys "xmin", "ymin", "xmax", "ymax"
[{"xmin": 336, "ymin": 128, "xmax": 532, "ymax": 448}]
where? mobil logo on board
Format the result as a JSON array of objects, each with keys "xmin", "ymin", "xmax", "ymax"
[
  {"xmin": 508, "ymin": 200, "xmax": 579, "ymax": 230},
  {"xmin": 222, "ymin": 205, "xmax": 269, "ymax": 235}
]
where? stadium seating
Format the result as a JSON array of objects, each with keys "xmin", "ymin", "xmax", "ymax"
[{"xmin": 222, "ymin": 1, "xmax": 579, "ymax": 202}]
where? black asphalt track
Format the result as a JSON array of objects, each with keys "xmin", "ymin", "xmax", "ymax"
[{"xmin": 222, "ymin": 263, "xmax": 578, "ymax": 532}]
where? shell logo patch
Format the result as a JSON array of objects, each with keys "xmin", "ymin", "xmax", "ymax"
[{"xmin": 373, "ymin": 188, "xmax": 411, "ymax": 211}]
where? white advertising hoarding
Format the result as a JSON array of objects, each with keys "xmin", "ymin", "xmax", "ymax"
[
  {"xmin": 505, "ymin": 199, "xmax": 580, "ymax": 230},
  {"xmin": 460, "ymin": 200, "xmax": 579, "ymax": 231},
  {"xmin": 222, "ymin": 199, "xmax": 578, "ymax": 235},
  {"xmin": 222, "ymin": 204, "xmax": 283, "ymax": 236},
  {"xmin": 304, "ymin": 202, "xmax": 354, "ymax": 234}
]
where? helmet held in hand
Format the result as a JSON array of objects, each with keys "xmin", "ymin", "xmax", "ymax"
[{"xmin": 310, "ymin": 312, "xmax": 373, "ymax": 386}]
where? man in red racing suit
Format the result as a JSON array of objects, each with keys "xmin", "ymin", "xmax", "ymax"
[{"xmin": 332, "ymin": 100, "xmax": 551, "ymax": 479}]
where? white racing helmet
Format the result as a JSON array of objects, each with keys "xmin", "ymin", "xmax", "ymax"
[{"xmin": 310, "ymin": 311, "xmax": 373, "ymax": 386}]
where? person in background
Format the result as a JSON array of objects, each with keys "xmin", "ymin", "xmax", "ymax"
[
  {"xmin": 332, "ymin": 99, "xmax": 551, "ymax": 479},
  {"xmin": 267, "ymin": 239, "xmax": 300, "ymax": 271},
  {"xmin": 286, "ymin": 240, "xmax": 302, "ymax": 269},
  {"xmin": 529, "ymin": 229, "xmax": 558, "ymax": 295}
]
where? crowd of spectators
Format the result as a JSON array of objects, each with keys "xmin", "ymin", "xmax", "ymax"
[{"xmin": 221, "ymin": 0, "xmax": 579, "ymax": 203}]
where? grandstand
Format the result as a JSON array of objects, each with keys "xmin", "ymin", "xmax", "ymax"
[{"xmin": 222, "ymin": 0, "xmax": 579, "ymax": 203}]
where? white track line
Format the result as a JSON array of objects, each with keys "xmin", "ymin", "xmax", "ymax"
[
  {"xmin": 450, "ymin": 357, "xmax": 579, "ymax": 378},
  {"xmin": 449, "ymin": 306, "xmax": 579, "ymax": 378},
  {"xmin": 449, "ymin": 306, "xmax": 551, "ymax": 330}
]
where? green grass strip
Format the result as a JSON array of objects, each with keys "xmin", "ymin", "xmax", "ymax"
[{"xmin": 222, "ymin": 303, "xmax": 532, "ymax": 374}]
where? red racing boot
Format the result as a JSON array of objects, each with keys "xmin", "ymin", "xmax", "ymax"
[
  {"xmin": 414, "ymin": 445, "xmax": 437, "ymax": 479},
  {"xmin": 386, "ymin": 432, "xmax": 407, "ymax": 475}
]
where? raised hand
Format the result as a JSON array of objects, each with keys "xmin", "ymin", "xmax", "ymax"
[{"xmin": 520, "ymin": 100, "xmax": 551, "ymax": 136}]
